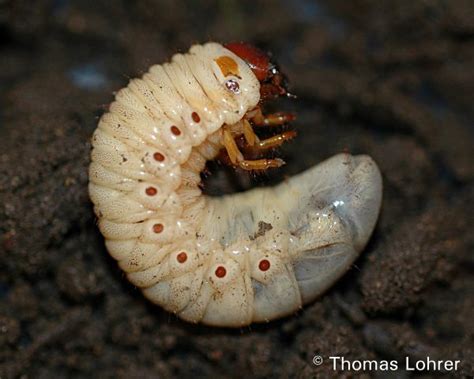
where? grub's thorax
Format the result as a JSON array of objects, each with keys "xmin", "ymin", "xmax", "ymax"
[{"xmin": 213, "ymin": 42, "xmax": 296, "ymax": 171}]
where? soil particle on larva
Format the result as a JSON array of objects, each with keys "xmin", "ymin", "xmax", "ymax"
[{"xmin": 250, "ymin": 221, "xmax": 273, "ymax": 240}]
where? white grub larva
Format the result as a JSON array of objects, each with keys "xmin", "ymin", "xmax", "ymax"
[{"xmin": 89, "ymin": 42, "xmax": 383, "ymax": 327}]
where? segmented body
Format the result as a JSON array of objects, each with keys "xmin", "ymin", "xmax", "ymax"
[{"xmin": 89, "ymin": 42, "xmax": 383, "ymax": 327}]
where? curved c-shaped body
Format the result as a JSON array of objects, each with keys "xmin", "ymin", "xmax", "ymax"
[{"xmin": 89, "ymin": 42, "xmax": 383, "ymax": 327}]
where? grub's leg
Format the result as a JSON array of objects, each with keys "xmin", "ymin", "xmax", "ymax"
[
  {"xmin": 255, "ymin": 130, "xmax": 296, "ymax": 150},
  {"xmin": 250, "ymin": 107, "xmax": 296, "ymax": 127},
  {"xmin": 223, "ymin": 127, "xmax": 243, "ymax": 164},
  {"xmin": 239, "ymin": 158, "xmax": 285, "ymax": 171},
  {"xmin": 223, "ymin": 127, "xmax": 285, "ymax": 171},
  {"xmin": 242, "ymin": 117, "xmax": 296, "ymax": 151},
  {"xmin": 242, "ymin": 119, "xmax": 259, "ymax": 146}
]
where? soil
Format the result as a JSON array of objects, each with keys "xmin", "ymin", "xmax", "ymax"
[{"xmin": 0, "ymin": 1, "xmax": 473, "ymax": 378}]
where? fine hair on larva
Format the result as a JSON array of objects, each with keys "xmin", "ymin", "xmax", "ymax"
[{"xmin": 89, "ymin": 42, "xmax": 383, "ymax": 327}]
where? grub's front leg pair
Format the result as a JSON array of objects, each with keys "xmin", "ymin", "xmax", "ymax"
[
  {"xmin": 222, "ymin": 109, "xmax": 296, "ymax": 171},
  {"xmin": 223, "ymin": 126, "xmax": 284, "ymax": 170}
]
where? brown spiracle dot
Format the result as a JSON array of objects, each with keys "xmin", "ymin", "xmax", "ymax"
[
  {"xmin": 225, "ymin": 79, "xmax": 240, "ymax": 94},
  {"xmin": 145, "ymin": 186, "xmax": 157, "ymax": 196},
  {"xmin": 259, "ymin": 259, "xmax": 271, "ymax": 271},
  {"xmin": 176, "ymin": 252, "xmax": 188, "ymax": 263},
  {"xmin": 153, "ymin": 152, "xmax": 165, "ymax": 162},
  {"xmin": 153, "ymin": 223, "xmax": 164, "ymax": 233},
  {"xmin": 170, "ymin": 125, "xmax": 181, "ymax": 136},
  {"xmin": 191, "ymin": 112, "xmax": 201, "ymax": 123},
  {"xmin": 215, "ymin": 265, "xmax": 227, "ymax": 278}
]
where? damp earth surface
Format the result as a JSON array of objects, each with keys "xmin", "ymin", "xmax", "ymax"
[{"xmin": 0, "ymin": 1, "xmax": 473, "ymax": 378}]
